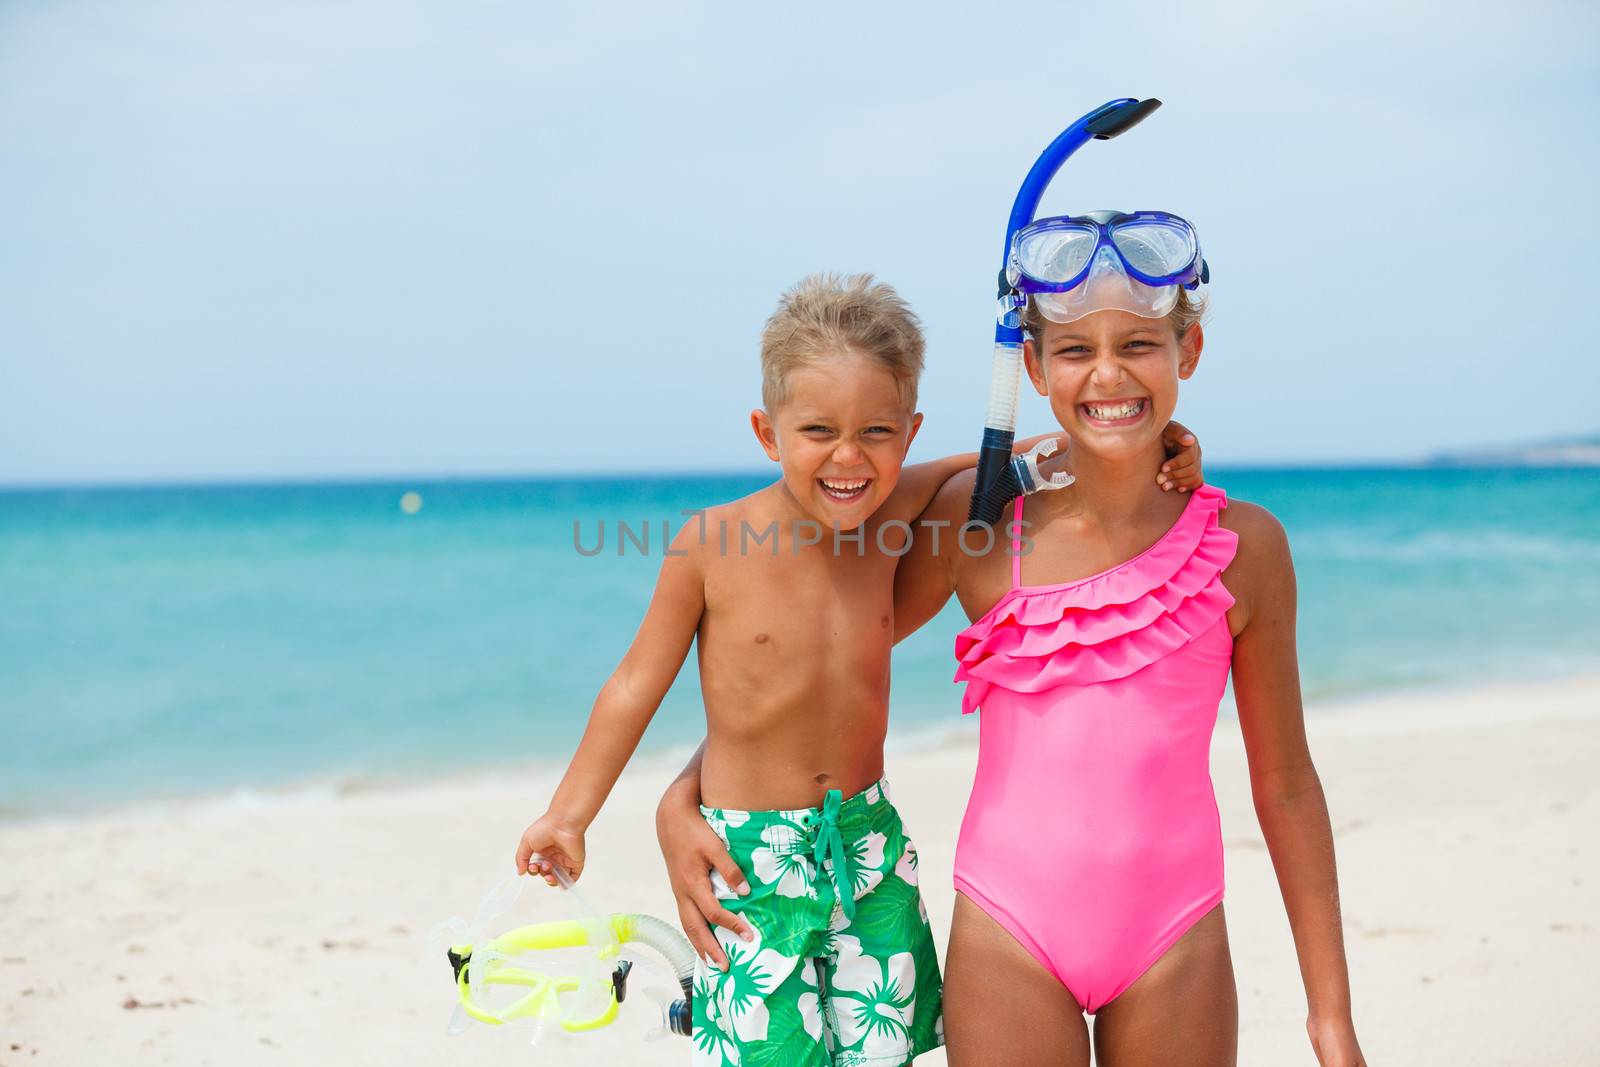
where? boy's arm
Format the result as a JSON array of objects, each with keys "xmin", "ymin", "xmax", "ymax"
[
  {"xmin": 877, "ymin": 432, "xmax": 1062, "ymax": 527},
  {"xmin": 892, "ymin": 467, "xmax": 971, "ymax": 643},
  {"xmin": 889, "ymin": 420, "xmax": 1203, "ymax": 645},
  {"xmin": 515, "ymin": 523, "xmax": 706, "ymax": 883},
  {"xmin": 881, "ymin": 420, "xmax": 1204, "ymax": 528},
  {"xmin": 656, "ymin": 741, "xmax": 755, "ymax": 969}
]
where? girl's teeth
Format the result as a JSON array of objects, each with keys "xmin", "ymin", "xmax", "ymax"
[{"xmin": 1085, "ymin": 399, "xmax": 1145, "ymax": 420}]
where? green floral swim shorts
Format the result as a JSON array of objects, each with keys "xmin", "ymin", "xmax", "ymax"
[{"xmin": 691, "ymin": 778, "xmax": 944, "ymax": 1067}]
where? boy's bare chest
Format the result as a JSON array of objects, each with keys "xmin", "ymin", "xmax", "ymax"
[{"xmin": 701, "ymin": 549, "xmax": 895, "ymax": 657}]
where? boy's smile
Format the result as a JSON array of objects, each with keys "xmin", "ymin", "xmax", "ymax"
[
  {"xmin": 752, "ymin": 349, "xmax": 922, "ymax": 530},
  {"xmin": 818, "ymin": 476, "xmax": 873, "ymax": 503}
]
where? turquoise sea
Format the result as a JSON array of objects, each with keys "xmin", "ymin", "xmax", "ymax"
[{"xmin": 2, "ymin": 467, "xmax": 1597, "ymax": 819}]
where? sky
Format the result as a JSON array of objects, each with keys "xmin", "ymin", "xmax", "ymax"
[{"xmin": 2, "ymin": 0, "xmax": 1597, "ymax": 485}]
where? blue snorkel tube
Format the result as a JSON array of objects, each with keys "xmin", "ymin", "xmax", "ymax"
[{"xmin": 967, "ymin": 97, "xmax": 1164, "ymax": 525}]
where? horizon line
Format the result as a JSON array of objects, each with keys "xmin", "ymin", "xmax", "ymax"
[{"xmin": 4, "ymin": 457, "xmax": 1594, "ymax": 494}]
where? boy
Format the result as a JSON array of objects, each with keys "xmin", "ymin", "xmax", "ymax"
[{"xmin": 514, "ymin": 273, "xmax": 1200, "ymax": 1066}]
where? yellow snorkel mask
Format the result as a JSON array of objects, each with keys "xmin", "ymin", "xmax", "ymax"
[{"xmin": 433, "ymin": 861, "xmax": 695, "ymax": 1047}]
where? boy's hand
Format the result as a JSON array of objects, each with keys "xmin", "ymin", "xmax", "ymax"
[
  {"xmin": 513, "ymin": 812, "xmax": 586, "ymax": 886},
  {"xmin": 1158, "ymin": 419, "xmax": 1204, "ymax": 492},
  {"xmin": 656, "ymin": 789, "xmax": 753, "ymax": 970}
]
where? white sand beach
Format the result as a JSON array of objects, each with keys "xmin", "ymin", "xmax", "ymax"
[{"xmin": 3, "ymin": 675, "xmax": 1597, "ymax": 1066}]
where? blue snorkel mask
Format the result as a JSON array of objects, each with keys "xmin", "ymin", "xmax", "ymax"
[
  {"xmin": 968, "ymin": 98, "xmax": 1211, "ymax": 526},
  {"xmin": 1005, "ymin": 209, "xmax": 1208, "ymax": 324}
]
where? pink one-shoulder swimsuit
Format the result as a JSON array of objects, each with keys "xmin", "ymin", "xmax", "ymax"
[{"xmin": 952, "ymin": 484, "xmax": 1239, "ymax": 1013}]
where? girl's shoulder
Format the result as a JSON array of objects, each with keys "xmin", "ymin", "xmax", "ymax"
[
  {"xmin": 1214, "ymin": 494, "xmax": 1294, "ymax": 607},
  {"xmin": 1215, "ymin": 494, "xmax": 1285, "ymax": 547}
]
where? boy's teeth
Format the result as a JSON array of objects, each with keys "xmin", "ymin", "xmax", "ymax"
[
  {"xmin": 822, "ymin": 479, "xmax": 867, "ymax": 491},
  {"xmin": 1084, "ymin": 399, "xmax": 1146, "ymax": 420}
]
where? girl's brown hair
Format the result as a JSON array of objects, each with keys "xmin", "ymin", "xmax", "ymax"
[{"xmin": 1021, "ymin": 287, "xmax": 1207, "ymax": 342}]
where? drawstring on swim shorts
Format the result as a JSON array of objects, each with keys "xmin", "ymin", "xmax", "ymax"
[{"xmin": 808, "ymin": 789, "xmax": 855, "ymax": 922}]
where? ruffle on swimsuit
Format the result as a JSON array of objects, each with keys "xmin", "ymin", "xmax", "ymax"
[{"xmin": 953, "ymin": 483, "xmax": 1237, "ymax": 714}]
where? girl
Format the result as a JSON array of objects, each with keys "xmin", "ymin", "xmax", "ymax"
[{"xmin": 890, "ymin": 210, "xmax": 1366, "ymax": 1066}]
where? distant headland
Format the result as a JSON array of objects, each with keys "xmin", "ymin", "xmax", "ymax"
[{"xmin": 1428, "ymin": 433, "xmax": 1600, "ymax": 467}]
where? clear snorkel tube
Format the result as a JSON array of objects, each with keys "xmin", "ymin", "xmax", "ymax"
[{"xmin": 968, "ymin": 97, "xmax": 1164, "ymax": 526}]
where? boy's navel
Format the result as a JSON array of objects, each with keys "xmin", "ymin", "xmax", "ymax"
[
  {"xmin": 754, "ymin": 633, "xmax": 770, "ymax": 644},
  {"xmin": 881, "ymin": 615, "xmax": 890, "ymax": 628}
]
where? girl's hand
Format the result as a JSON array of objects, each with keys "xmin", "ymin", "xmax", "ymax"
[
  {"xmin": 656, "ymin": 789, "xmax": 754, "ymax": 970},
  {"xmin": 513, "ymin": 812, "xmax": 586, "ymax": 886},
  {"xmin": 1158, "ymin": 419, "xmax": 1204, "ymax": 492},
  {"xmin": 1307, "ymin": 1014, "xmax": 1367, "ymax": 1067}
]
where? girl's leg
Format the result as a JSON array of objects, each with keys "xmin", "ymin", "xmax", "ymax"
[
  {"xmin": 1092, "ymin": 903, "xmax": 1239, "ymax": 1067},
  {"xmin": 943, "ymin": 891, "xmax": 1090, "ymax": 1067}
]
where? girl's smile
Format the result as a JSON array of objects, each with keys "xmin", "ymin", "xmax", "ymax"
[{"xmin": 1079, "ymin": 396, "xmax": 1150, "ymax": 427}]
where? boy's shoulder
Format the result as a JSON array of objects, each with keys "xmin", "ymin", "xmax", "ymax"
[{"xmin": 668, "ymin": 484, "xmax": 790, "ymax": 560}]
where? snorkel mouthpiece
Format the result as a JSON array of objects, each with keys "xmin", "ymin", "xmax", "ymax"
[
  {"xmin": 1014, "ymin": 437, "xmax": 1075, "ymax": 495},
  {"xmin": 969, "ymin": 431, "xmax": 1077, "ymax": 525},
  {"xmin": 969, "ymin": 98, "xmax": 1162, "ymax": 526}
]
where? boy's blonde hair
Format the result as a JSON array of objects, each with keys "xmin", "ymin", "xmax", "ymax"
[
  {"xmin": 1021, "ymin": 287, "xmax": 1208, "ymax": 342},
  {"xmin": 760, "ymin": 272, "xmax": 925, "ymax": 412}
]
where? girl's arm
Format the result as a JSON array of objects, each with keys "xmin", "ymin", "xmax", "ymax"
[
  {"xmin": 1227, "ymin": 504, "xmax": 1367, "ymax": 1067},
  {"xmin": 654, "ymin": 741, "xmax": 754, "ymax": 969},
  {"xmin": 513, "ymin": 522, "xmax": 706, "ymax": 884}
]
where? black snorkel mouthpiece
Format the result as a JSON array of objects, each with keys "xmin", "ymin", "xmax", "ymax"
[{"xmin": 1085, "ymin": 97, "xmax": 1161, "ymax": 139}]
